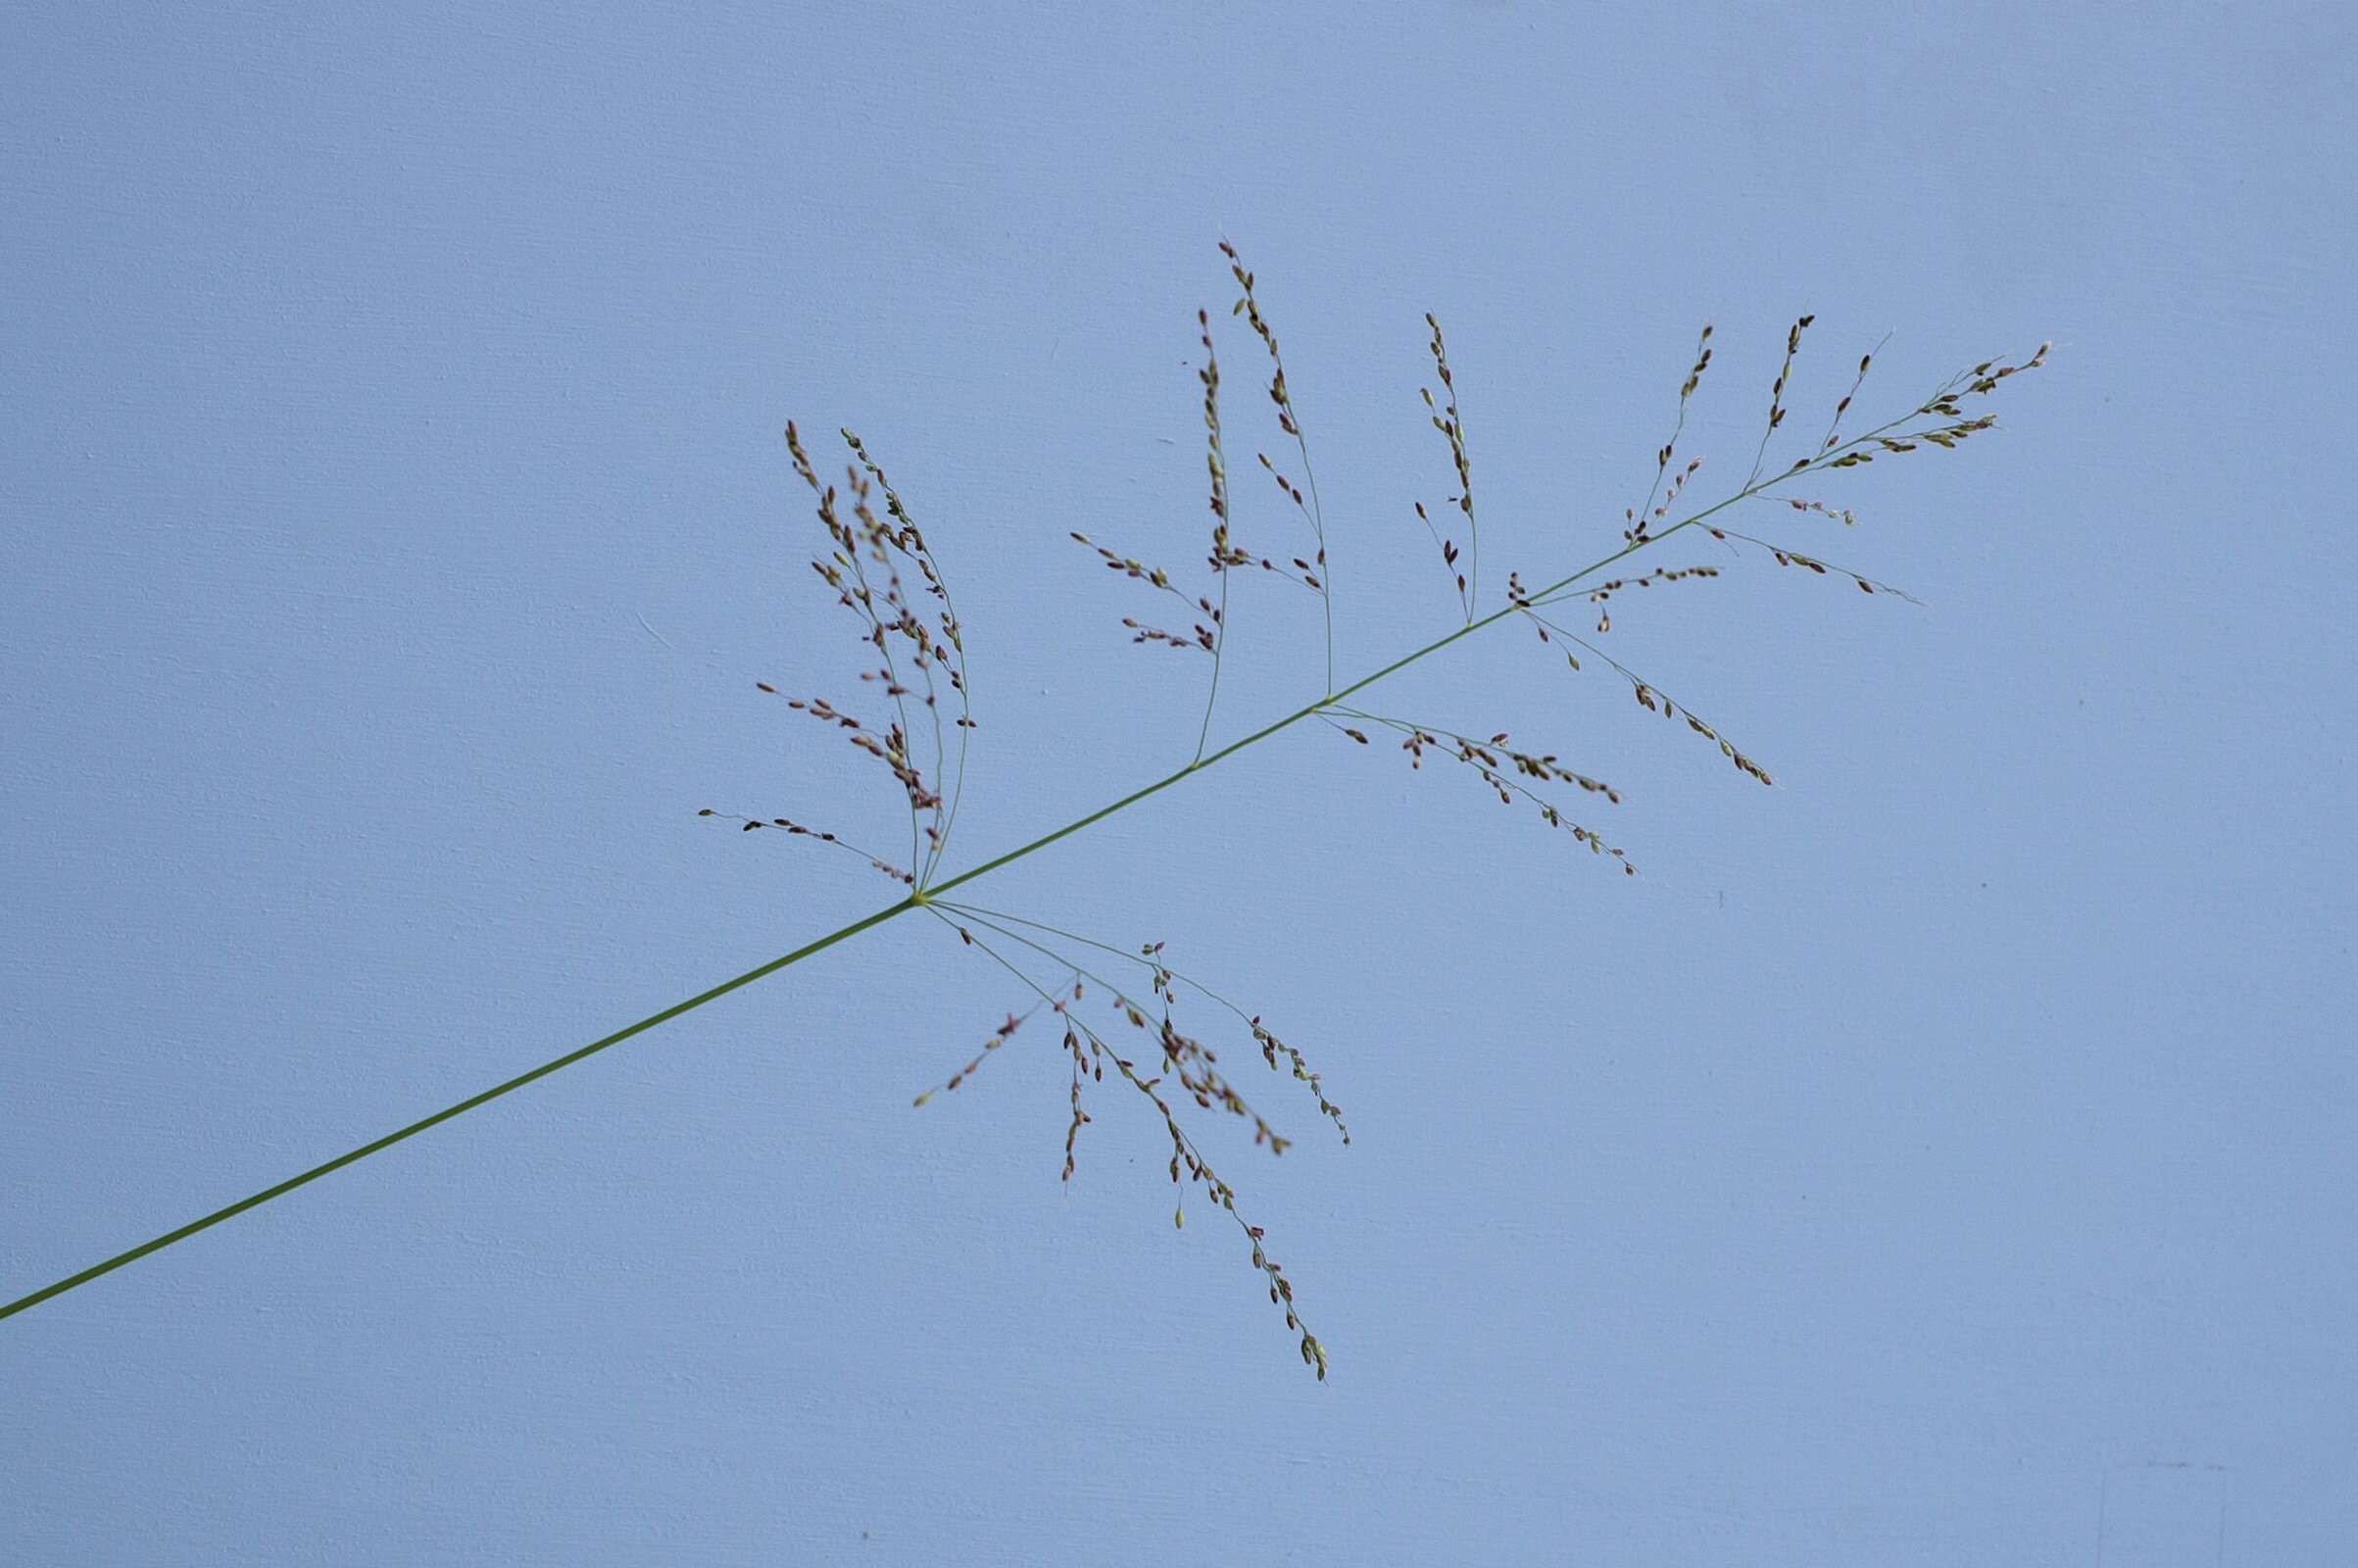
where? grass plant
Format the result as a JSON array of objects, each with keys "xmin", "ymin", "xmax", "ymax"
[{"xmin": 3, "ymin": 244, "xmax": 2048, "ymax": 1377}]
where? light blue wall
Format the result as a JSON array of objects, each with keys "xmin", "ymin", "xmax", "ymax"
[{"xmin": 5, "ymin": 3, "xmax": 2350, "ymax": 1562}]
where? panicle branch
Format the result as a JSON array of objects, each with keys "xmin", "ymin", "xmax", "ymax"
[
  {"xmin": 926, "ymin": 907, "xmax": 1332, "ymax": 1380},
  {"xmin": 770, "ymin": 421, "xmax": 976, "ymax": 888},
  {"xmin": 1701, "ymin": 527, "xmax": 1921, "ymax": 602},
  {"xmin": 1419, "ymin": 314, "xmax": 1478, "ymax": 618},
  {"xmin": 1323, "ymin": 707, "xmax": 1633, "ymax": 871},
  {"xmin": 696, "ymin": 808, "xmax": 914, "ymax": 887},
  {"xmin": 909, "ymin": 1003, "xmax": 1043, "ymax": 1106},
  {"xmin": 1515, "ymin": 607, "xmax": 1778, "ymax": 787},
  {"xmin": 1746, "ymin": 314, "xmax": 1815, "ymax": 490},
  {"xmin": 1628, "ymin": 323, "xmax": 1714, "ymax": 543},
  {"xmin": 1224, "ymin": 236, "xmax": 1335, "ymax": 689},
  {"xmin": 1196, "ymin": 308, "xmax": 1233, "ymax": 760}
]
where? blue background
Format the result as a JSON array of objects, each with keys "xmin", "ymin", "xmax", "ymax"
[{"xmin": 5, "ymin": 3, "xmax": 2351, "ymax": 1562}]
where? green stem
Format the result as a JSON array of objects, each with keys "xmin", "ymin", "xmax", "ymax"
[{"xmin": 0, "ymin": 895, "xmax": 916, "ymax": 1324}]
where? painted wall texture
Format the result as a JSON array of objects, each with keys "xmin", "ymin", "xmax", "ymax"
[{"xmin": 4, "ymin": 3, "xmax": 2351, "ymax": 1562}]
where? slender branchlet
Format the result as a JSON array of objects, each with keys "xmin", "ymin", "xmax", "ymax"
[
  {"xmin": 1320, "ymin": 707, "xmax": 1632, "ymax": 869},
  {"xmin": 1700, "ymin": 527, "xmax": 1922, "ymax": 602},
  {"xmin": 2, "ymin": 246, "xmax": 2048, "ymax": 1387},
  {"xmin": 1223, "ymin": 237, "xmax": 1335, "ymax": 691},
  {"xmin": 1745, "ymin": 314, "xmax": 1815, "ymax": 490},
  {"xmin": 1630, "ymin": 323, "xmax": 1714, "ymax": 544},
  {"xmin": 1197, "ymin": 309, "xmax": 1233, "ymax": 761},
  {"xmin": 844, "ymin": 429, "xmax": 974, "ymax": 884},
  {"xmin": 1516, "ymin": 611, "xmax": 1778, "ymax": 786},
  {"xmin": 1818, "ymin": 331, "xmax": 1890, "ymax": 455},
  {"xmin": 1419, "ymin": 314, "xmax": 1477, "ymax": 619},
  {"xmin": 909, "ymin": 1003, "xmax": 1044, "ymax": 1106},
  {"xmin": 695, "ymin": 808, "xmax": 914, "ymax": 886}
]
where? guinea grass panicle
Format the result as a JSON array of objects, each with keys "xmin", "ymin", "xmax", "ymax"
[{"xmin": 2, "ymin": 245, "xmax": 2048, "ymax": 1378}]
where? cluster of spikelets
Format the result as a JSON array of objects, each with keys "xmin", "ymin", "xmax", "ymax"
[
  {"xmin": 709, "ymin": 242, "xmax": 2047, "ymax": 1378},
  {"xmin": 719, "ymin": 422, "xmax": 976, "ymax": 893},
  {"xmin": 909, "ymin": 905, "xmax": 1349, "ymax": 1380}
]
